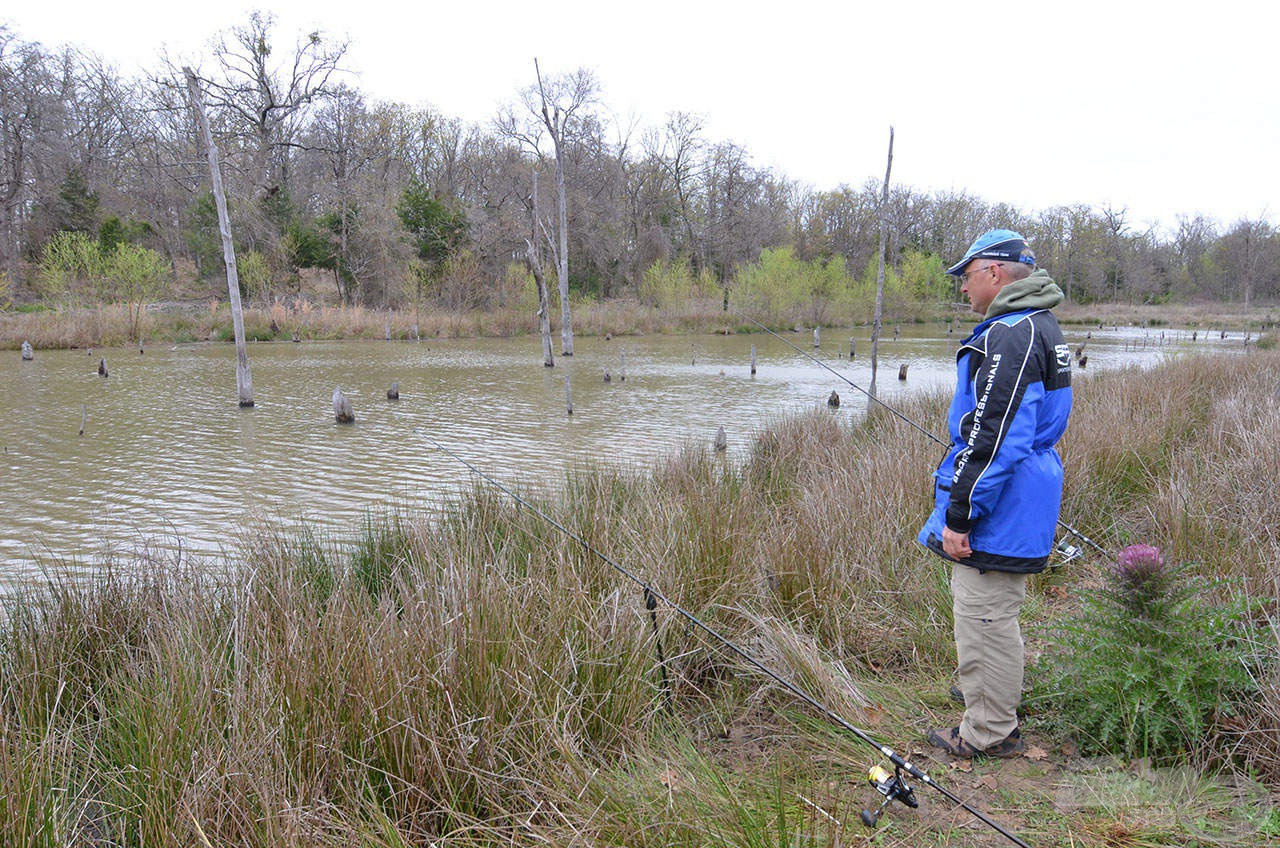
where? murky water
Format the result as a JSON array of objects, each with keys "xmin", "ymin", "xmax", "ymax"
[{"xmin": 0, "ymin": 324, "xmax": 1235, "ymax": 576}]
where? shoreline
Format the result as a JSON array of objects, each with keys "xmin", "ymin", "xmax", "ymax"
[{"xmin": 3, "ymin": 298, "xmax": 1277, "ymax": 351}]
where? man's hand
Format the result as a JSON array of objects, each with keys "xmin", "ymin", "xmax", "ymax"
[{"xmin": 942, "ymin": 527, "xmax": 972, "ymax": 559}]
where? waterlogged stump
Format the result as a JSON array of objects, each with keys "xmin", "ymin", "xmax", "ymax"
[
  {"xmin": 713, "ymin": 425, "xmax": 727, "ymax": 452},
  {"xmin": 333, "ymin": 388, "xmax": 355, "ymax": 424},
  {"xmin": 387, "ymin": 381, "xmax": 400, "ymax": 401},
  {"xmin": 898, "ymin": 363, "xmax": 908, "ymax": 381},
  {"xmin": 21, "ymin": 341, "xmax": 33, "ymax": 361},
  {"xmin": 603, "ymin": 369, "xmax": 611, "ymax": 383},
  {"xmin": 828, "ymin": 390, "xmax": 840, "ymax": 408},
  {"xmin": 98, "ymin": 357, "xmax": 108, "ymax": 378}
]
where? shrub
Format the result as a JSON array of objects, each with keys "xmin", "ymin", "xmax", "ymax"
[
  {"xmin": 1031, "ymin": 544, "xmax": 1261, "ymax": 761},
  {"xmin": 36, "ymin": 231, "xmax": 105, "ymax": 306}
]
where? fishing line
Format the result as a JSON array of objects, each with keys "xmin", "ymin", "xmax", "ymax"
[
  {"xmin": 417, "ymin": 429, "xmax": 1034, "ymax": 848},
  {"xmin": 736, "ymin": 312, "xmax": 1106, "ymax": 558}
]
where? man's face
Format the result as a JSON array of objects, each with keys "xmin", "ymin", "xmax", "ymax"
[{"xmin": 959, "ymin": 260, "xmax": 1003, "ymax": 315}]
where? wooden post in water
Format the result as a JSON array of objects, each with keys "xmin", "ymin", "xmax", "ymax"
[
  {"xmin": 713, "ymin": 425, "xmax": 727, "ymax": 452},
  {"xmin": 620, "ymin": 350, "xmax": 626, "ymax": 381},
  {"xmin": 564, "ymin": 375, "xmax": 573, "ymax": 416},
  {"xmin": 387, "ymin": 381, "xmax": 400, "ymax": 400},
  {"xmin": 898, "ymin": 363, "xmax": 908, "ymax": 381},
  {"xmin": 79, "ymin": 404, "xmax": 86, "ymax": 437},
  {"xmin": 849, "ymin": 338, "xmax": 855, "ymax": 359},
  {"xmin": 813, "ymin": 327, "xmax": 820, "ymax": 348},
  {"xmin": 333, "ymin": 388, "xmax": 355, "ymax": 424},
  {"xmin": 750, "ymin": 343, "xmax": 757, "ymax": 375},
  {"xmin": 184, "ymin": 66, "xmax": 254, "ymax": 408}
]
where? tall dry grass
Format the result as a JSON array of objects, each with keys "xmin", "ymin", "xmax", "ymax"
[{"xmin": 1, "ymin": 350, "xmax": 1276, "ymax": 845}]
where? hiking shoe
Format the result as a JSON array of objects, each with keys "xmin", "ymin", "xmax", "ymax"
[
  {"xmin": 927, "ymin": 726, "xmax": 1023, "ymax": 759},
  {"xmin": 948, "ymin": 683, "xmax": 965, "ymax": 705}
]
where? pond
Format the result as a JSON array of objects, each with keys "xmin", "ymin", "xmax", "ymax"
[{"xmin": 0, "ymin": 323, "xmax": 1234, "ymax": 577}]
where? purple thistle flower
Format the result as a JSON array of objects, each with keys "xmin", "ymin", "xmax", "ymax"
[{"xmin": 1112, "ymin": 544, "xmax": 1170, "ymax": 612}]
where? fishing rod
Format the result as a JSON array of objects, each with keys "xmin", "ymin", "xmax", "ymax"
[
  {"xmin": 738, "ymin": 312, "xmax": 1106, "ymax": 559},
  {"xmin": 418, "ymin": 429, "xmax": 1034, "ymax": 848}
]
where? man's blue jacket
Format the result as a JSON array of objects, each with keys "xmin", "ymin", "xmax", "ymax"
[{"xmin": 918, "ymin": 276, "xmax": 1073, "ymax": 573}]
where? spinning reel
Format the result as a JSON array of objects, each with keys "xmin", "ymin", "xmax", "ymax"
[
  {"xmin": 1050, "ymin": 537, "xmax": 1083, "ymax": 567},
  {"xmin": 859, "ymin": 763, "xmax": 919, "ymax": 827}
]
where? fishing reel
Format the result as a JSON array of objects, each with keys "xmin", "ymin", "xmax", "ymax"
[
  {"xmin": 1050, "ymin": 537, "xmax": 1083, "ymax": 567},
  {"xmin": 859, "ymin": 763, "xmax": 918, "ymax": 827}
]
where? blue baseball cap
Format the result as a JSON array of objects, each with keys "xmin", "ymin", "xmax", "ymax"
[{"xmin": 946, "ymin": 229, "xmax": 1037, "ymax": 276}]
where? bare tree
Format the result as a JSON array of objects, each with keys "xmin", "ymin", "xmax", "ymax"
[
  {"xmin": 497, "ymin": 61, "xmax": 598, "ymax": 356},
  {"xmin": 200, "ymin": 10, "xmax": 348, "ymax": 240},
  {"xmin": 527, "ymin": 169, "xmax": 554, "ymax": 366},
  {"xmin": 0, "ymin": 30, "xmax": 64, "ymax": 282},
  {"xmin": 185, "ymin": 66, "xmax": 254, "ymax": 407},
  {"xmin": 647, "ymin": 111, "xmax": 706, "ymax": 272}
]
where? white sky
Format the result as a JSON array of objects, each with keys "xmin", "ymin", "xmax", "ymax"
[{"xmin": 6, "ymin": 1, "xmax": 1277, "ymax": 233}]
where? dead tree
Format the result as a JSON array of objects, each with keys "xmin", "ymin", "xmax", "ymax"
[
  {"xmin": 869, "ymin": 126, "xmax": 894, "ymax": 400},
  {"xmin": 526, "ymin": 168, "xmax": 554, "ymax": 367},
  {"xmin": 184, "ymin": 66, "xmax": 254, "ymax": 407},
  {"xmin": 532, "ymin": 60, "xmax": 597, "ymax": 357}
]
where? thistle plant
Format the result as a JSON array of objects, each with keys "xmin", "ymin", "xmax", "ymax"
[{"xmin": 1032, "ymin": 545, "xmax": 1260, "ymax": 761}]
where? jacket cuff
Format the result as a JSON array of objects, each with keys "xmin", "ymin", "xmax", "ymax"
[{"xmin": 945, "ymin": 509, "xmax": 973, "ymax": 534}]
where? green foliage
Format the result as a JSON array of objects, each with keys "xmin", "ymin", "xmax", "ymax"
[
  {"xmin": 899, "ymin": 249, "xmax": 950, "ymax": 301},
  {"xmin": 396, "ymin": 180, "xmax": 468, "ymax": 267},
  {"xmin": 737, "ymin": 247, "xmax": 850, "ymax": 324},
  {"xmin": 284, "ymin": 220, "xmax": 337, "ymax": 272},
  {"xmin": 638, "ymin": 257, "xmax": 714, "ymax": 309},
  {"xmin": 183, "ymin": 192, "xmax": 223, "ymax": 277},
  {"xmin": 1031, "ymin": 545, "xmax": 1261, "ymax": 761},
  {"xmin": 52, "ymin": 166, "xmax": 99, "ymax": 234},
  {"xmin": 104, "ymin": 243, "xmax": 171, "ymax": 339},
  {"xmin": 237, "ymin": 249, "xmax": 273, "ymax": 301},
  {"xmin": 849, "ymin": 254, "xmax": 910, "ymax": 316},
  {"xmin": 98, "ymin": 216, "xmax": 154, "ymax": 254},
  {"xmin": 36, "ymin": 231, "xmax": 105, "ymax": 305}
]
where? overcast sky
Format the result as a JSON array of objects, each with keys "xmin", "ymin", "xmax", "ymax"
[{"xmin": 6, "ymin": 1, "xmax": 1277, "ymax": 233}]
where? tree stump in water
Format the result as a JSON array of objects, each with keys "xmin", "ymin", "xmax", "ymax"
[
  {"xmin": 602, "ymin": 369, "xmax": 611, "ymax": 383},
  {"xmin": 98, "ymin": 357, "xmax": 108, "ymax": 378},
  {"xmin": 828, "ymin": 390, "xmax": 840, "ymax": 408},
  {"xmin": 387, "ymin": 382, "xmax": 400, "ymax": 400},
  {"xmin": 713, "ymin": 425, "xmax": 727, "ymax": 452},
  {"xmin": 898, "ymin": 363, "xmax": 908, "ymax": 381},
  {"xmin": 21, "ymin": 341, "xmax": 33, "ymax": 361},
  {"xmin": 333, "ymin": 388, "xmax": 355, "ymax": 424}
]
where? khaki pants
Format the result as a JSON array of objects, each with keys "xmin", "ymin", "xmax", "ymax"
[{"xmin": 952, "ymin": 564, "xmax": 1027, "ymax": 749}]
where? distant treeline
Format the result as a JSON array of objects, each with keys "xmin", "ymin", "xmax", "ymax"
[{"xmin": 2, "ymin": 14, "xmax": 1278, "ymax": 316}]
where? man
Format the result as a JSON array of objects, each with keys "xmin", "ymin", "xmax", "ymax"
[{"xmin": 918, "ymin": 229, "xmax": 1073, "ymax": 758}]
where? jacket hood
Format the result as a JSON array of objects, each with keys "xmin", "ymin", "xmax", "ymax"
[{"xmin": 985, "ymin": 268, "xmax": 1063, "ymax": 319}]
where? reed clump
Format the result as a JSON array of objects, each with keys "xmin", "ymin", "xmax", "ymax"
[{"xmin": 0, "ymin": 351, "xmax": 1277, "ymax": 845}]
